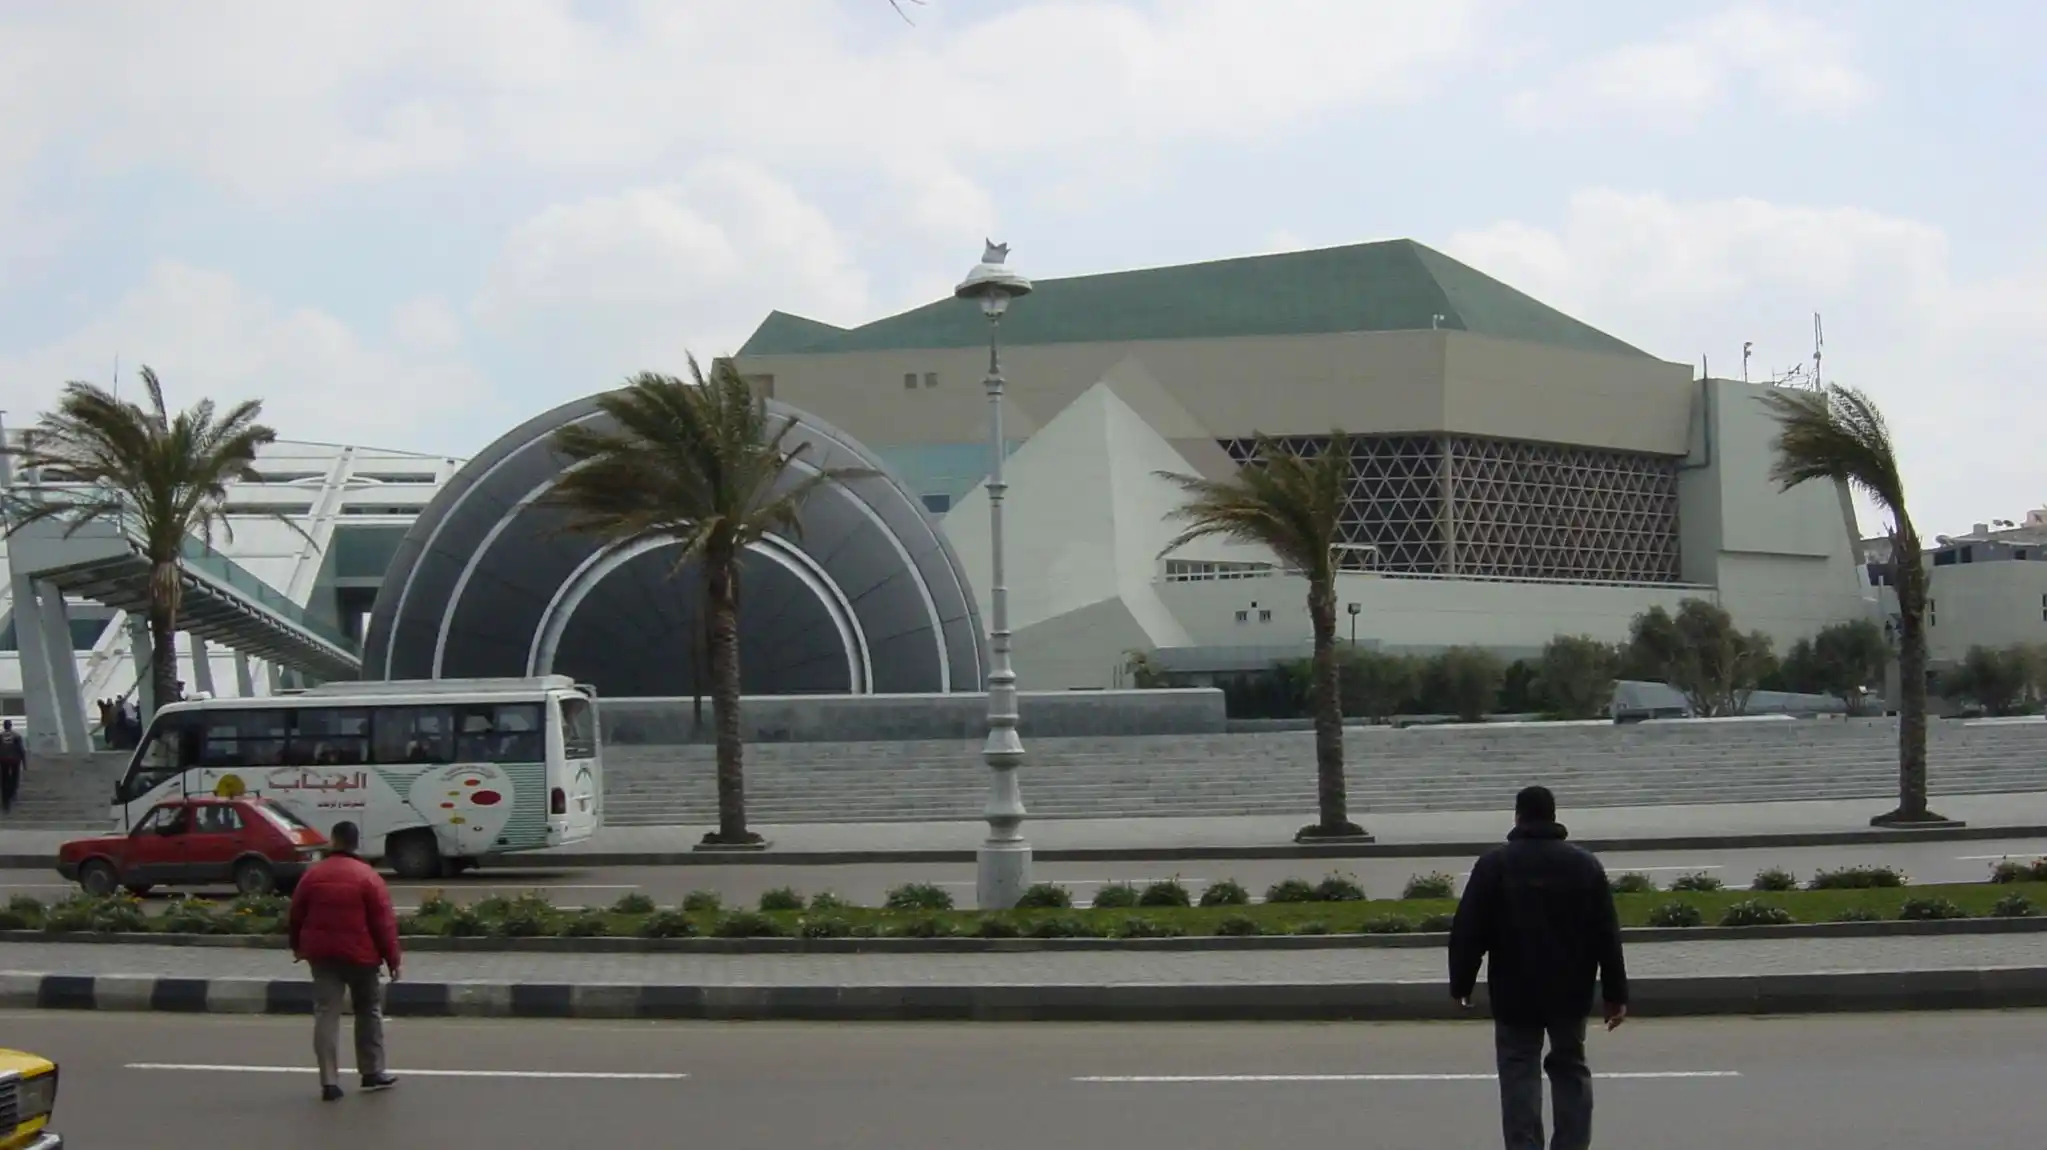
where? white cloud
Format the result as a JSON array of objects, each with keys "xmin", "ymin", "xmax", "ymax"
[
  {"xmin": 1511, "ymin": 6, "xmax": 1875, "ymax": 124},
  {"xmin": 471, "ymin": 160, "xmax": 875, "ymax": 378},
  {"xmin": 0, "ymin": 1, "xmax": 1489, "ymax": 201},
  {"xmin": 1447, "ymin": 190, "xmax": 2044, "ymax": 536},
  {"xmin": 0, "ymin": 263, "xmax": 493, "ymax": 449}
]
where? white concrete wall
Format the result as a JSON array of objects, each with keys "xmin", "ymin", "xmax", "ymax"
[{"xmin": 1914, "ymin": 561, "xmax": 2047, "ymax": 661}]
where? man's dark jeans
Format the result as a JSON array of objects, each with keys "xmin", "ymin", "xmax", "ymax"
[{"xmin": 1495, "ymin": 1017, "xmax": 1592, "ymax": 1150}]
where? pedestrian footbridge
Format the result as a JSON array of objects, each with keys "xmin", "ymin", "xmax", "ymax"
[{"xmin": 6, "ymin": 510, "xmax": 361, "ymax": 754}]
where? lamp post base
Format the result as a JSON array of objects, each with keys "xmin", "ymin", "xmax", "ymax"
[{"xmin": 976, "ymin": 840, "xmax": 1033, "ymax": 911}]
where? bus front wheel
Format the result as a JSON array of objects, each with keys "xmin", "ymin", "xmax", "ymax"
[{"xmin": 387, "ymin": 831, "xmax": 443, "ymax": 880}]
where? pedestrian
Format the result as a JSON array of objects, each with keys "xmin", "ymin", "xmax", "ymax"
[
  {"xmin": 1449, "ymin": 785, "xmax": 1628, "ymax": 1150},
  {"xmin": 0, "ymin": 719, "xmax": 25, "ymax": 816},
  {"xmin": 287, "ymin": 819, "xmax": 402, "ymax": 1101}
]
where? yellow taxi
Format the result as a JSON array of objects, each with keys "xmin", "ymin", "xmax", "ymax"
[{"xmin": 0, "ymin": 1049, "xmax": 60, "ymax": 1150}]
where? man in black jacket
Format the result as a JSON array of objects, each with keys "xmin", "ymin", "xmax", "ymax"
[{"xmin": 1449, "ymin": 785, "xmax": 1628, "ymax": 1150}]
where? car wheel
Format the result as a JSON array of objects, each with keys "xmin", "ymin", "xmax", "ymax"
[
  {"xmin": 123, "ymin": 883, "xmax": 154, "ymax": 897},
  {"xmin": 233, "ymin": 858, "xmax": 277, "ymax": 896},
  {"xmin": 387, "ymin": 830, "xmax": 443, "ymax": 881},
  {"xmin": 79, "ymin": 859, "xmax": 118, "ymax": 897}
]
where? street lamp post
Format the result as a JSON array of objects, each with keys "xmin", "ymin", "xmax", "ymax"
[{"xmin": 956, "ymin": 240, "xmax": 1034, "ymax": 911}]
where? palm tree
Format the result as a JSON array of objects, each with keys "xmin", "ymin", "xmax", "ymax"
[
  {"xmin": 1158, "ymin": 433, "xmax": 1365, "ymax": 841},
  {"xmin": 1762, "ymin": 384, "xmax": 1947, "ymax": 825},
  {"xmin": 5, "ymin": 368, "xmax": 279, "ymax": 720},
  {"xmin": 544, "ymin": 356, "xmax": 864, "ymax": 847}
]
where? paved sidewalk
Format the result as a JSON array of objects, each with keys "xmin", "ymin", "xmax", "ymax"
[
  {"xmin": 6, "ymin": 791, "xmax": 2043, "ymax": 866},
  {"xmin": 2, "ymin": 932, "xmax": 2040, "ymax": 985}
]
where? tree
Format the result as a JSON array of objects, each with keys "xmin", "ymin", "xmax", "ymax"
[
  {"xmin": 545, "ymin": 358, "xmax": 865, "ymax": 847},
  {"xmin": 1158, "ymin": 433, "xmax": 1362, "ymax": 840},
  {"xmin": 1426, "ymin": 646, "xmax": 1505, "ymax": 723},
  {"xmin": 1339, "ymin": 649, "xmax": 1419, "ymax": 724},
  {"xmin": 1781, "ymin": 619, "xmax": 1889, "ymax": 715},
  {"xmin": 1122, "ymin": 650, "xmax": 1171, "ymax": 688},
  {"xmin": 1762, "ymin": 384, "xmax": 1945, "ymax": 825},
  {"xmin": 6, "ymin": 369, "xmax": 280, "ymax": 720},
  {"xmin": 1941, "ymin": 645, "xmax": 2034, "ymax": 716},
  {"xmin": 1535, "ymin": 635, "xmax": 1622, "ymax": 720},
  {"xmin": 1624, "ymin": 600, "xmax": 1775, "ymax": 717}
]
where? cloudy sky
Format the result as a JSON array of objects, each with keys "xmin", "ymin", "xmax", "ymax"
[{"xmin": 0, "ymin": 0, "xmax": 2036, "ymax": 535}]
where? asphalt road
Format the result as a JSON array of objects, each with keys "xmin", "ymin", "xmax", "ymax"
[
  {"xmin": 7, "ymin": 834, "xmax": 2043, "ymax": 910},
  {"xmin": 7, "ymin": 1009, "xmax": 2043, "ymax": 1148}
]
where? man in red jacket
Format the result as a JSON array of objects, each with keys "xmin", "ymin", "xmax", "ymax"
[{"xmin": 288, "ymin": 820, "xmax": 402, "ymax": 1102}]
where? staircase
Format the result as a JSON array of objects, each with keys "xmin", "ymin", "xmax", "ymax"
[
  {"xmin": 599, "ymin": 717, "xmax": 2047, "ymax": 826},
  {"xmin": 3, "ymin": 751, "xmax": 128, "ymax": 828}
]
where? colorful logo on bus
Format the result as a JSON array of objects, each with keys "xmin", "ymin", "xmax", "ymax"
[{"xmin": 407, "ymin": 764, "xmax": 514, "ymax": 843}]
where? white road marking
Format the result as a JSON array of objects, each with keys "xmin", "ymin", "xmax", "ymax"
[
  {"xmin": 1075, "ymin": 1071, "xmax": 1741, "ymax": 1083},
  {"xmin": 934, "ymin": 879, "xmax": 1215, "ymax": 888},
  {"xmin": 1957, "ymin": 855, "xmax": 2040, "ymax": 862},
  {"xmin": 126, "ymin": 1062, "xmax": 687, "ymax": 1080}
]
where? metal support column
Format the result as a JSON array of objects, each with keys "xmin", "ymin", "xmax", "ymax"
[
  {"xmin": 188, "ymin": 633, "xmax": 216, "ymax": 696},
  {"xmin": 234, "ymin": 651, "xmax": 255, "ymax": 698},
  {"xmin": 12, "ymin": 574, "xmax": 77, "ymax": 754},
  {"xmin": 266, "ymin": 661, "xmax": 281, "ymax": 695},
  {"xmin": 127, "ymin": 614, "xmax": 156, "ymax": 723},
  {"xmin": 34, "ymin": 583, "xmax": 91, "ymax": 752}
]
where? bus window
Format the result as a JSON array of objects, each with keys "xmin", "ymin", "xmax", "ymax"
[
  {"xmin": 454, "ymin": 703, "xmax": 544, "ymax": 763},
  {"xmin": 198, "ymin": 710, "xmax": 289, "ymax": 768},
  {"xmin": 289, "ymin": 707, "xmax": 372, "ymax": 766},
  {"xmin": 559, "ymin": 695, "xmax": 597, "ymax": 759},
  {"xmin": 117, "ymin": 715, "xmax": 200, "ymax": 803},
  {"xmin": 372, "ymin": 705, "xmax": 454, "ymax": 765}
]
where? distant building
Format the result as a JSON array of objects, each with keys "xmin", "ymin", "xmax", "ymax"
[
  {"xmin": 734, "ymin": 239, "xmax": 1875, "ymax": 688},
  {"xmin": 1866, "ymin": 511, "xmax": 2047, "ymax": 663}
]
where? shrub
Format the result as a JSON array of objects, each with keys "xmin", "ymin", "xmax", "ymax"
[
  {"xmin": 757, "ymin": 886, "xmax": 804, "ymax": 913},
  {"xmin": 1214, "ymin": 914, "xmax": 1262, "ymax": 937},
  {"xmin": 1418, "ymin": 913, "xmax": 1456, "ymax": 933},
  {"xmin": 473, "ymin": 895, "xmax": 513, "ymax": 920},
  {"xmin": 1311, "ymin": 874, "xmax": 1367, "ymax": 903},
  {"xmin": 680, "ymin": 890, "xmax": 723, "ymax": 914},
  {"xmin": 1610, "ymin": 873, "xmax": 1658, "ymax": 894},
  {"xmin": 638, "ymin": 910, "xmax": 698, "ymax": 939},
  {"xmin": 612, "ymin": 892, "xmax": 657, "ymax": 915},
  {"xmin": 441, "ymin": 906, "xmax": 487, "ymax": 937},
  {"xmin": 1808, "ymin": 866, "xmax": 1906, "ymax": 890},
  {"xmin": 1897, "ymin": 897, "xmax": 1967, "ymax": 921},
  {"xmin": 1991, "ymin": 893, "xmax": 2036, "ymax": 918},
  {"xmin": 800, "ymin": 916, "xmax": 851, "ymax": 938},
  {"xmin": 163, "ymin": 900, "xmax": 228, "ymax": 935},
  {"xmin": 1402, "ymin": 872, "xmax": 1457, "ymax": 901},
  {"xmin": 974, "ymin": 916, "xmax": 1022, "ymax": 939},
  {"xmin": 1264, "ymin": 878, "xmax": 1316, "ymax": 904},
  {"xmin": 889, "ymin": 916, "xmax": 954, "ymax": 939},
  {"xmin": 91, "ymin": 895, "xmax": 149, "ymax": 933},
  {"xmin": 560, "ymin": 910, "xmax": 610, "ymax": 937},
  {"xmin": 1670, "ymin": 872, "xmax": 1724, "ymax": 893},
  {"xmin": 848, "ymin": 923, "xmax": 880, "ymax": 938},
  {"xmin": 1138, "ymin": 879, "xmax": 1192, "ymax": 908},
  {"xmin": 1027, "ymin": 916, "xmax": 1097, "ymax": 939},
  {"xmin": 0, "ymin": 909, "xmax": 30, "ymax": 931},
  {"xmin": 41, "ymin": 901, "xmax": 92, "ymax": 933},
  {"xmin": 1646, "ymin": 902, "xmax": 1704, "ymax": 928},
  {"xmin": 713, "ymin": 911, "xmax": 786, "ymax": 938},
  {"xmin": 1291, "ymin": 921, "xmax": 1331, "ymax": 936},
  {"xmin": 1198, "ymin": 879, "xmax": 1251, "ymax": 907},
  {"xmin": 1357, "ymin": 916, "xmax": 1414, "ymax": 934},
  {"xmin": 1718, "ymin": 900, "xmax": 1795, "ymax": 927},
  {"xmin": 1829, "ymin": 907, "xmax": 1881, "ymax": 923},
  {"xmin": 1750, "ymin": 867, "xmax": 1799, "ymax": 893},
  {"xmin": 6, "ymin": 894, "xmax": 43, "ymax": 919},
  {"xmin": 884, "ymin": 883, "xmax": 955, "ymax": 912},
  {"xmin": 1989, "ymin": 858, "xmax": 2047, "ymax": 884},
  {"xmin": 1117, "ymin": 917, "xmax": 1186, "ymax": 939},
  {"xmin": 1015, "ymin": 883, "xmax": 1074, "ymax": 910},
  {"xmin": 493, "ymin": 906, "xmax": 552, "ymax": 939},
  {"xmin": 417, "ymin": 889, "xmax": 454, "ymax": 916},
  {"xmin": 229, "ymin": 892, "xmax": 290, "ymax": 920},
  {"xmin": 1091, "ymin": 883, "xmax": 1141, "ymax": 909},
  {"xmin": 807, "ymin": 892, "xmax": 848, "ymax": 913}
]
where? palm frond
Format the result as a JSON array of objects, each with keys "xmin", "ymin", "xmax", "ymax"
[
  {"xmin": 1156, "ymin": 433, "xmax": 1352, "ymax": 578},
  {"xmin": 1760, "ymin": 384, "xmax": 1909, "ymax": 528}
]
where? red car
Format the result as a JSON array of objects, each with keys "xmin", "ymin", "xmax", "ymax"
[{"xmin": 57, "ymin": 796, "xmax": 329, "ymax": 897}]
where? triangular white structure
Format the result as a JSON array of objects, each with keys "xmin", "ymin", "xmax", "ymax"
[{"xmin": 946, "ymin": 376, "xmax": 1277, "ymax": 687}]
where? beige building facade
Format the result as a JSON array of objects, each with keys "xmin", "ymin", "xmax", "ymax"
[{"xmin": 734, "ymin": 239, "xmax": 1876, "ymax": 688}]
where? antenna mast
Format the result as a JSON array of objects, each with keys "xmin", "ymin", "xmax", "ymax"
[{"xmin": 1810, "ymin": 313, "xmax": 1824, "ymax": 391}]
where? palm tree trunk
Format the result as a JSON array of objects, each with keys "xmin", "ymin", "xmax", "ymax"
[
  {"xmin": 1879, "ymin": 538, "xmax": 1943, "ymax": 825},
  {"xmin": 1298, "ymin": 575, "xmax": 1362, "ymax": 840},
  {"xmin": 702, "ymin": 550, "xmax": 754, "ymax": 845}
]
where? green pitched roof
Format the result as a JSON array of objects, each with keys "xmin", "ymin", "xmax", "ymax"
[{"xmin": 738, "ymin": 239, "xmax": 1651, "ymax": 359}]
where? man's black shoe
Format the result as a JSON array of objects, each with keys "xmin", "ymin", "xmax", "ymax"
[
  {"xmin": 321, "ymin": 1085, "xmax": 344, "ymax": 1102},
  {"xmin": 361, "ymin": 1073, "xmax": 399, "ymax": 1092}
]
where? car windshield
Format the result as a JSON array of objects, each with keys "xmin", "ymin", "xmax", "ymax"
[{"xmin": 258, "ymin": 800, "xmax": 313, "ymax": 833}]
